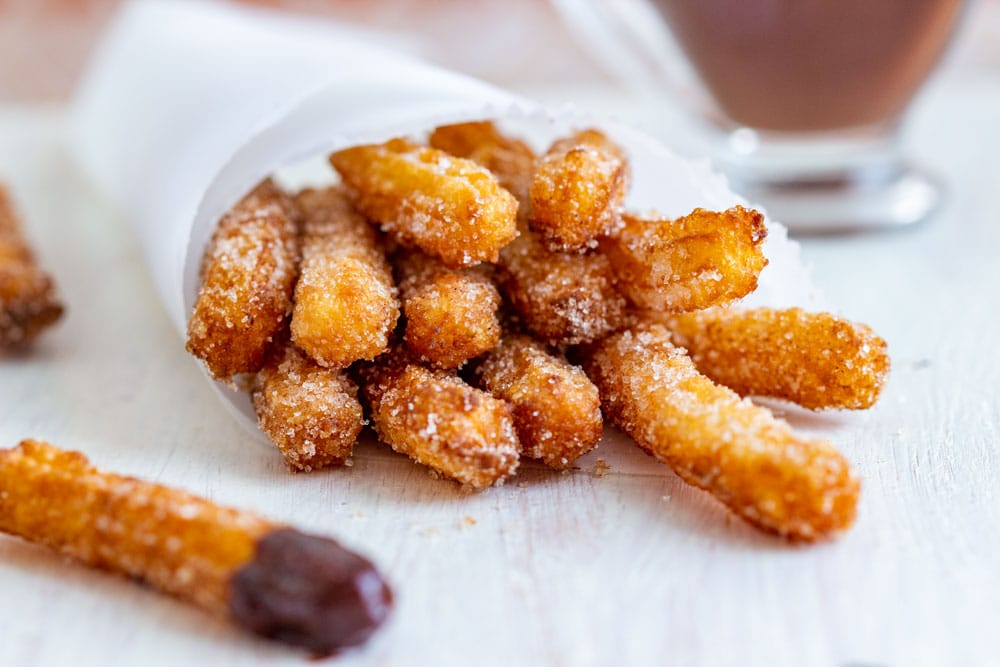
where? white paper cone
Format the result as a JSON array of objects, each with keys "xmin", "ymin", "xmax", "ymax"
[{"xmin": 72, "ymin": 0, "xmax": 821, "ymax": 435}]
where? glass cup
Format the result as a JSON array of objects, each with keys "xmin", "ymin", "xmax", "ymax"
[{"xmin": 554, "ymin": 0, "xmax": 967, "ymax": 233}]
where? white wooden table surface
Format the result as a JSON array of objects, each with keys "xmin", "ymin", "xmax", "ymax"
[{"xmin": 1, "ymin": 74, "xmax": 998, "ymax": 666}]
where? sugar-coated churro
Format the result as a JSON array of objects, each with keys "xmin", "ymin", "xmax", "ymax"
[
  {"xmin": 186, "ymin": 180, "xmax": 300, "ymax": 379},
  {"xmin": 600, "ymin": 206, "xmax": 767, "ymax": 312},
  {"xmin": 330, "ymin": 138, "xmax": 518, "ymax": 267},
  {"xmin": 664, "ymin": 306, "xmax": 890, "ymax": 410},
  {"xmin": 582, "ymin": 325, "xmax": 860, "ymax": 541},
  {"xmin": 429, "ymin": 121, "xmax": 536, "ymax": 209},
  {"xmin": 0, "ymin": 440, "xmax": 392, "ymax": 654},
  {"xmin": 253, "ymin": 341, "xmax": 364, "ymax": 471},
  {"xmin": 290, "ymin": 186, "xmax": 398, "ymax": 368},
  {"xmin": 0, "ymin": 186, "xmax": 63, "ymax": 347},
  {"xmin": 474, "ymin": 335, "xmax": 602, "ymax": 469},
  {"xmin": 529, "ymin": 129, "xmax": 628, "ymax": 252},
  {"xmin": 359, "ymin": 352, "xmax": 520, "ymax": 489},
  {"xmin": 396, "ymin": 250, "xmax": 501, "ymax": 369},
  {"xmin": 497, "ymin": 227, "xmax": 626, "ymax": 346}
]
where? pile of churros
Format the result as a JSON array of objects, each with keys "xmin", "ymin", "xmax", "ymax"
[{"xmin": 185, "ymin": 121, "xmax": 890, "ymax": 542}]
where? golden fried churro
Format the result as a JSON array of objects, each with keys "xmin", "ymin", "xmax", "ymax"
[
  {"xmin": 290, "ymin": 187, "xmax": 398, "ymax": 368},
  {"xmin": 600, "ymin": 206, "xmax": 767, "ymax": 312},
  {"xmin": 0, "ymin": 186, "xmax": 63, "ymax": 347},
  {"xmin": 429, "ymin": 121, "xmax": 537, "ymax": 208},
  {"xmin": 529, "ymin": 129, "xmax": 628, "ymax": 252},
  {"xmin": 330, "ymin": 139, "xmax": 518, "ymax": 267},
  {"xmin": 497, "ymin": 228, "xmax": 626, "ymax": 346},
  {"xmin": 0, "ymin": 440, "xmax": 391, "ymax": 653},
  {"xmin": 396, "ymin": 250, "xmax": 501, "ymax": 369},
  {"xmin": 252, "ymin": 342, "xmax": 364, "ymax": 471},
  {"xmin": 186, "ymin": 180, "xmax": 300, "ymax": 380},
  {"xmin": 664, "ymin": 307, "xmax": 890, "ymax": 410},
  {"xmin": 473, "ymin": 335, "xmax": 602, "ymax": 469},
  {"xmin": 582, "ymin": 325, "xmax": 860, "ymax": 540},
  {"xmin": 360, "ymin": 353, "xmax": 520, "ymax": 489}
]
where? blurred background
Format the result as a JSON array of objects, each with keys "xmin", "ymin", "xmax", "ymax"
[{"xmin": 3, "ymin": 0, "xmax": 997, "ymax": 105}]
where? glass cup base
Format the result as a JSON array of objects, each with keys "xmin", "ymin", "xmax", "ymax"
[{"xmin": 716, "ymin": 126, "xmax": 943, "ymax": 234}]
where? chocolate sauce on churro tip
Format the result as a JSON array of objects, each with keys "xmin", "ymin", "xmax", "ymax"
[{"xmin": 228, "ymin": 528, "xmax": 392, "ymax": 655}]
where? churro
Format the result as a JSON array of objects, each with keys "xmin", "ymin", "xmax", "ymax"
[
  {"xmin": 497, "ymin": 228, "xmax": 626, "ymax": 346},
  {"xmin": 330, "ymin": 138, "xmax": 518, "ymax": 267},
  {"xmin": 582, "ymin": 325, "xmax": 860, "ymax": 540},
  {"xmin": 665, "ymin": 306, "xmax": 890, "ymax": 410},
  {"xmin": 252, "ymin": 342, "xmax": 364, "ymax": 471},
  {"xmin": 529, "ymin": 129, "xmax": 628, "ymax": 252},
  {"xmin": 429, "ymin": 121, "xmax": 536, "ymax": 208},
  {"xmin": 290, "ymin": 186, "xmax": 398, "ymax": 368},
  {"xmin": 601, "ymin": 206, "xmax": 767, "ymax": 312},
  {"xmin": 186, "ymin": 180, "xmax": 299, "ymax": 379},
  {"xmin": 360, "ymin": 352, "xmax": 520, "ymax": 489},
  {"xmin": 0, "ymin": 440, "xmax": 391, "ymax": 654},
  {"xmin": 473, "ymin": 335, "xmax": 602, "ymax": 469},
  {"xmin": 0, "ymin": 186, "xmax": 63, "ymax": 347},
  {"xmin": 396, "ymin": 250, "xmax": 501, "ymax": 369}
]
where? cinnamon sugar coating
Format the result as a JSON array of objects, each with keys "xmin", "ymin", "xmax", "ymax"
[
  {"xmin": 360, "ymin": 353, "xmax": 520, "ymax": 489},
  {"xmin": 253, "ymin": 342, "xmax": 364, "ymax": 471},
  {"xmin": 582, "ymin": 325, "xmax": 860, "ymax": 541},
  {"xmin": 330, "ymin": 138, "xmax": 518, "ymax": 268},
  {"xmin": 290, "ymin": 187, "xmax": 398, "ymax": 368},
  {"xmin": 396, "ymin": 250, "xmax": 501, "ymax": 369},
  {"xmin": 529, "ymin": 129, "xmax": 628, "ymax": 252},
  {"xmin": 186, "ymin": 180, "xmax": 300, "ymax": 379},
  {"xmin": 474, "ymin": 335, "xmax": 602, "ymax": 469},
  {"xmin": 600, "ymin": 206, "xmax": 767, "ymax": 312},
  {"xmin": 0, "ymin": 186, "xmax": 63, "ymax": 347},
  {"xmin": 664, "ymin": 307, "xmax": 890, "ymax": 410},
  {"xmin": 0, "ymin": 440, "xmax": 275, "ymax": 613}
]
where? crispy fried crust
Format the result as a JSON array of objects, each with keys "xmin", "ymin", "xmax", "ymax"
[
  {"xmin": 0, "ymin": 439, "xmax": 275, "ymax": 613},
  {"xmin": 360, "ymin": 354, "xmax": 520, "ymax": 489},
  {"xmin": 0, "ymin": 186, "xmax": 63, "ymax": 347},
  {"xmin": 330, "ymin": 138, "xmax": 518, "ymax": 267},
  {"xmin": 600, "ymin": 206, "xmax": 767, "ymax": 312},
  {"xmin": 473, "ymin": 335, "xmax": 602, "ymax": 469},
  {"xmin": 429, "ymin": 121, "xmax": 536, "ymax": 209},
  {"xmin": 529, "ymin": 129, "xmax": 628, "ymax": 252},
  {"xmin": 497, "ymin": 227, "xmax": 626, "ymax": 346},
  {"xmin": 664, "ymin": 307, "xmax": 890, "ymax": 410},
  {"xmin": 253, "ymin": 342, "xmax": 364, "ymax": 471},
  {"xmin": 290, "ymin": 187, "xmax": 398, "ymax": 368},
  {"xmin": 396, "ymin": 250, "xmax": 501, "ymax": 369},
  {"xmin": 582, "ymin": 326, "xmax": 860, "ymax": 541},
  {"xmin": 186, "ymin": 180, "xmax": 300, "ymax": 379}
]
